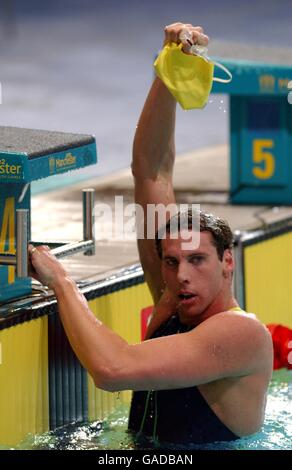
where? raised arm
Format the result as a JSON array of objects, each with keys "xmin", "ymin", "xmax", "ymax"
[
  {"xmin": 132, "ymin": 77, "xmax": 177, "ymax": 304},
  {"xmin": 132, "ymin": 23, "xmax": 209, "ymax": 304}
]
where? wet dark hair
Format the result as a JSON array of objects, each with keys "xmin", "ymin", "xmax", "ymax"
[{"xmin": 155, "ymin": 209, "xmax": 234, "ymax": 261}]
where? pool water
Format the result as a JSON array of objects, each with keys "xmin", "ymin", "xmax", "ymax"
[{"xmin": 13, "ymin": 370, "xmax": 292, "ymax": 450}]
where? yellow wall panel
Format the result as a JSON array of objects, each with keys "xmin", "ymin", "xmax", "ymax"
[
  {"xmin": 0, "ymin": 317, "xmax": 49, "ymax": 447},
  {"xmin": 244, "ymin": 232, "xmax": 292, "ymax": 328}
]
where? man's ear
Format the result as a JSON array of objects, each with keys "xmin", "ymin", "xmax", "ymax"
[{"xmin": 223, "ymin": 249, "xmax": 234, "ymax": 277}]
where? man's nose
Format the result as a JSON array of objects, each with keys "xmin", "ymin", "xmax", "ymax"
[{"xmin": 177, "ymin": 262, "xmax": 191, "ymax": 284}]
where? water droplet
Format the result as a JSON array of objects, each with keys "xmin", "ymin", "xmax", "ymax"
[{"xmin": 220, "ymin": 100, "xmax": 224, "ymax": 104}]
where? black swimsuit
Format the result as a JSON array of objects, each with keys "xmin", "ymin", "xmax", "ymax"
[{"xmin": 128, "ymin": 314, "xmax": 239, "ymax": 445}]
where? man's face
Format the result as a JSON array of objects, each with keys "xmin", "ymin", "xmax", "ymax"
[{"xmin": 161, "ymin": 230, "xmax": 233, "ymax": 324}]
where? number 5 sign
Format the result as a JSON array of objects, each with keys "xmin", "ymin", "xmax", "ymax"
[
  {"xmin": 252, "ymin": 139, "xmax": 275, "ymax": 180},
  {"xmin": 241, "ymin": 131, "xmax": 288, "ymax": 187}
]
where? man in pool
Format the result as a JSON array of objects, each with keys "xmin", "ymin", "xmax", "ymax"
[{"xmin": 29, "ymin": 22, "xmax": 273, "ymax": 445}]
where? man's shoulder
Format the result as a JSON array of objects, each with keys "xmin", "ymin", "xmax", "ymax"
[
  {"xmin": 191, "ymin": 310, "xmax": 273, "ymax": 373},
  {"xmin": 205, "ymin": 309, "xmax": 267, "ymax": 330},
  {"xmin": 202, "ymin": 310, "xmax": 272, "ymax": 343}
]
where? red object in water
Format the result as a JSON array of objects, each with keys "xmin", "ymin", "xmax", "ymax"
[{"xmin": 267, "ymin": 324, "xmax": 292, "ymax": 370}]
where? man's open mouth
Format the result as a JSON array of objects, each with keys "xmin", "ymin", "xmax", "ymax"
[{"xmin": 178, "ymin": 293, "xmax": 196, "ymax": 301}]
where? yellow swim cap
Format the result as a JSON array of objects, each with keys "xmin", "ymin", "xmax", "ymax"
[{"xmin": 154, "ymin": 42, "xmax": 231, "ymax": 110}]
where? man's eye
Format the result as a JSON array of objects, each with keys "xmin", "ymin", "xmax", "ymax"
[
  {"xmin": 190, "ymin": 256, "xmax": 204, "ymax": 265},
  {"xmin": 165, "ymin": 258, "xmax": 177, "ymax": 267}
]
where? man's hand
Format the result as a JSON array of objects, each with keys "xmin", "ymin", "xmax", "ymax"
[
  {"xmin": 145, "ymin": 287, "xmax": 179, "ymax": 339},
  {"xmin": 164, "ymin": 22, "xmax": 209, "ymax": 54},
  {"xmin": 28, "ymin": 245, "xmax": 68, "ymax": 290}
]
